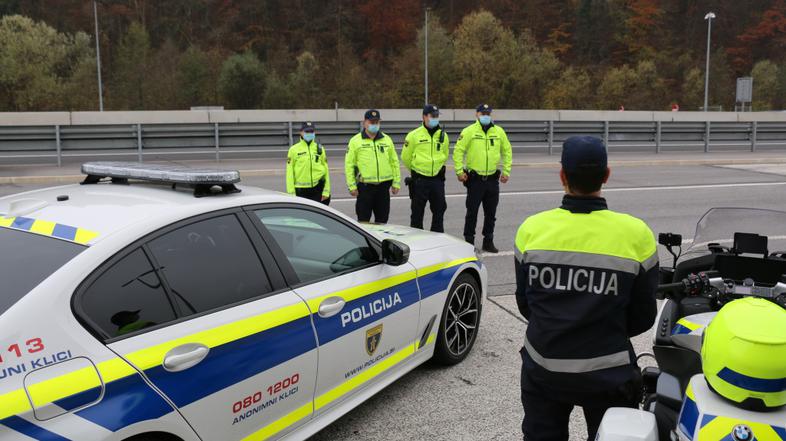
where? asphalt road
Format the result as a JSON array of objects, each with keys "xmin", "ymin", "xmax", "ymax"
[{"xmin": 3, "ymin": 163, "xmax": 786, "ymax": 440}]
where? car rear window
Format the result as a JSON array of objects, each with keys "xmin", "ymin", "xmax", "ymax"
[{"xmin": 0, "ymin": 228, "xmax": 85, "ymax": 315}]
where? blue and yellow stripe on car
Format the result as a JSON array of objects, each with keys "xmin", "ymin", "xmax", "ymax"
[
  {"xmin": 677, "ymin": 383, "xmax": 786, "ymax": 440},
  {"xmin": 678, "ymin": 384, "xmax": 700, "ymax": 440},
  {"xmin": 698, "ymin": 415, "xmax": 786, "ymax": 440},
  {"xmin": 672, "ymin": 317, "xmax": 703, "ymax": 336},
  {"xmin": 0, "ymin": 257, "xmax": 477, "ymax": 440},
  {"xmin": 0, "ymin": 216, "xmax": 98, "ymax": 244}
]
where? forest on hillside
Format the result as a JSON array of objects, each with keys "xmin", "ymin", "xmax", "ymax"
[{"xmin": 1, "ymin": 0, "xmax": 785, "ymax": 111}]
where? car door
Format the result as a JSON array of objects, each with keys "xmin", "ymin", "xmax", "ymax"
[
  {"xmin": 73, "ymin": 210, "xmax": 318, "ymax": 441},
  {"xmin": 249, "ymin": 205, "xmax": 422, "ymax": 416}
]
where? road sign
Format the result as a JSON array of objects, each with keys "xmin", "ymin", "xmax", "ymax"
[{"xmin": 736, "ymin": 77, "xmax": 753, "ymax": 103}]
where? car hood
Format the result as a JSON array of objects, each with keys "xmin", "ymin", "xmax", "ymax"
[{"xmin": 362, "ymin": 224, "xmax": 467, "ymax": 251}]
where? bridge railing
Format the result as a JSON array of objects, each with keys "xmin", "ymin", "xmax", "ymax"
[{"xmin": 0, "ymin": 109, "xmax": 784, "ymax": 165}]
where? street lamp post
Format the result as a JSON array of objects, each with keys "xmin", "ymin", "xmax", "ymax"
[
  {"xmin": 703, "ymin": 12, "xmax": 716, "ymax": 112},
  {"xmin": 424, "ymin": 7, "xmax": 429, "ymax": 106},
  {"xmin": 93, "ymin": 0, "xmax": 104, "ymax": 112}
]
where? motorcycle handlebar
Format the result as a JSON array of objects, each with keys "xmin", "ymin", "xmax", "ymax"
[{"xmin": 657, "ymin": 282, "xmax": 685, "ymax": 293}]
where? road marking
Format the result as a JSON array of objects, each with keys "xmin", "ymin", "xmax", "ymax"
[
  {"xmin": 330, "ymin": 180, "xmax": 786, "ymax": 203},
  {"xmin": 481, "ymin": 251, "xmax": 515, "ymax": 258}
]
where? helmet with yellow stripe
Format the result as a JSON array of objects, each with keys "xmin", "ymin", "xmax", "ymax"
[{"xmin": 702, "ymin": 297, "xmax": 786, "ymax": 409}]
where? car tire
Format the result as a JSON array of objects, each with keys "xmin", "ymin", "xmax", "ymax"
[
  {"xmin": 432, "ymin": 272, "xmax": 481, "ymax": 366},
  {"xmin": 123, "ymin": 434, "xmax": 182, "ymax": 441}
]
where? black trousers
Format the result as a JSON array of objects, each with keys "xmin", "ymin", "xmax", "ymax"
[
  {"xmin": 463, "ymin": 172, "xmax": 499, "ymax": 242},
  {"xmin": 295, "ymin": 180, "xmax": 330, "ymax": 205},
  {"xmin": 410, "ymin": 175, "xmax": 446, "ymax": 232},
  {"xmin": 521, "ymin": 368, "xmax": 641, "ymax": 441},
  {"xmin": 356, "ymin": 181, "xmax": 391, "ymax": 223}
]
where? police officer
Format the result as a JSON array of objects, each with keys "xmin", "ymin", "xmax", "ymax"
[
  {"xmin": 402, "ymin": 104, "xmax": 449, "ymax": 232},
  {"xmin": 345, "ymin": 109, "xmax": 400, "ymax": 223},
  {"xmin": 453, "ymin": 104, "xmax": 512, "ymax": 252},
  {"xmin": 286, "ymin": 122, "xmax": 331, "ymax": 204},
  {"xmin": 514, "ymin": 136, "xmax": 659, "ymax": 441}
]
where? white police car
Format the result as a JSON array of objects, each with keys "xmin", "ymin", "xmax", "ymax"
[{"xmin": 0, "ymin": 162, "xmax": 486, "ymax": 441}]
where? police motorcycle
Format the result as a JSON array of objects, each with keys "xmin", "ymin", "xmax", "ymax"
[{"xmin": 597, "ymin": 208, "xmax": 786, "ymax": 441}]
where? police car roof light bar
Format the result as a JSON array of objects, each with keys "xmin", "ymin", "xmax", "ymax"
[{"xmin": 80, "ymin": 162, "xmax": 241, "ymax": 197}]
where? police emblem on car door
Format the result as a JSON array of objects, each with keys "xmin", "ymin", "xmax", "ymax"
[{"xmin": 366, "ymin": 324, "xmax": 383, "ymax": 356}]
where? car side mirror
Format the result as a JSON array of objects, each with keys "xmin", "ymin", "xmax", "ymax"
[{"xmin": 382, "ymin": 239, "xmax": 409, "ymax": 266}]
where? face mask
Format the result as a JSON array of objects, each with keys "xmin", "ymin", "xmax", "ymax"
[
  {"xmin": 367, "ymin": 124, "xmax": 380, "ymax": 134},
  {"xmin": 427, "ymin": 118, "xmax": 440, "ymax": 128},
  {"xmin": 303, "ymin": 132, "xmax": 315, "ymax": 142},
  {"xmin": 479, "ymin": 115, "xmax": 492, "ymax": 126}
]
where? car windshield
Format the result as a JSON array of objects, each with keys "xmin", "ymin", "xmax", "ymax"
[
  {"xmin": 0, "ymin": 228, "xmax": 85, "ymax": 315},
  {"xmin": 684, "ymin": 207, "xmax": 786, "ymax": 258}
]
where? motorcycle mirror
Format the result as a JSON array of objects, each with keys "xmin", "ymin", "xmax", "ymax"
[{"xmin": 659, "ymin": 232, "xmax": 683, "ymax": 247}]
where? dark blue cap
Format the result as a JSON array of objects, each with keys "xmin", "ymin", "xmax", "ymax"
[
  {"xmin": 364, "ymin": 109, "xmax": 381, "ymax": 120},
  {"xmin": 301, "ymin": 121, "xmax": 315, "ymax": 131},
  {"xmin": 423, "ymin": 104, "xmax": 440, "ymax": 116},
  {"xmin": 561, "ymin": 136, "xmax": 607, "ymax": 173},
  {"xmin": 476, "ymin": 103, "xmax": 492, "ymax": 113}
]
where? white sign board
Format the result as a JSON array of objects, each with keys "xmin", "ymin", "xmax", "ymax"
[{"xmin": 736, "ymin": 77, "xmax": 753, "ymax": 103}]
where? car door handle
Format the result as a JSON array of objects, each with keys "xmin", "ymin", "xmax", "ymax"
[
  {"xmin": 163, "ymin": 343, "xmax": 209, "ymax": 372},
  {"xmin": 318, "ymin": 297, "xmax": 346, "ymax": 318}
]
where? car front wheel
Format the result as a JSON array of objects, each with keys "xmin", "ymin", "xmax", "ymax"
[{"xmin": 432, "ymin": 273, "xmax": 481, "ymax": 365}]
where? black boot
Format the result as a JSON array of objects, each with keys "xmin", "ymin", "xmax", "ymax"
[{"xmin": 482, "ymin": 239, "xmax": 498, "ymax": 253}]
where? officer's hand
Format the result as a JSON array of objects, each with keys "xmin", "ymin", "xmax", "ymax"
[
  {"xmin": 458, "ymin": 173, "xmax": 468, "ymax": 182},
  {"xmin": 321, "ymin": 195, "xmax": 329, "ymax": 201},
  {"xmin": 391, "ymin": 187, "xmax": 400, "ymax": 195},
  {"xmin": 350, "ymin": 190, "xmax": 358, "ymax": 197},
  {"xmin": 500, "ymin": 174, "xmax": 509, "ymax": 184}
]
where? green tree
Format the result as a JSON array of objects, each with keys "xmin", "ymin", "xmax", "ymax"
[
  {"xmin": 383, "ymin": 14, "xmax": 454, "ymax": 108},
  {"xmin": 111, "ymin": 21, "xmax": 151, "ymax": 109},
  {"xmin": 289, "ymin": 51, "xmax": 321, "ymax": 108},
  {"xmin": 708, "ymin": 49, "xmax": 735, "ymax": 111},
  {"xmin": 751, "ymin": 60, "xmax": 778, "ymax": 110},
  {"xmin": 418, "ymin": 15, "xmax": 456, "ymax": 107},
  {"xmin": 0, "ymin": 15, "xmax": 94, "ymax": 111},
  {"xmin": 263, "ymin": 71, "xmax": 293, "ymax": 108},
  {"xmin": 176, "ymin": 46, "xmax": 217, "ymax": 108},
  {"xmin": 681, "ymin": 67, "xmax": 705, "ymax": 111},
  {"xmin": 145, "ymin": 40, "xmax": 181, "ymax": 109},
  {"xmin": 61, "ymin": 55, "xmax": 100, "ymax": 110},
  {"xmin": 507, "ymin": 31, "xmax": 562, "ymax": 108},
  {"xmin": 218, "ymin": 51, "xmax": 266, "ymax": 109},
  {"xmin": 452, "ymin": 10, "xmax": 519, "ymax": 107},
  {"xmin": 543, "ymin": 67, "xmax": 593, "ymax": 109},
  {"xmin": 596, "ymin": 60, "xmax": 665, "ymax": 109},
  {"xmin": 574, "ymin": 0, "xmax": 615, "ymax": 64}
]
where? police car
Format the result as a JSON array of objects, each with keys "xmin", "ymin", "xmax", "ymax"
[{"xmin": 0, "ymin": 162, "xmax": 486, "ymax": 441}]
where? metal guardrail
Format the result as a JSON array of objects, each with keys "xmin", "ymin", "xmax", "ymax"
[{"xmin": 0, "ymin": 113, "xmax": 784, "ymax": 166}]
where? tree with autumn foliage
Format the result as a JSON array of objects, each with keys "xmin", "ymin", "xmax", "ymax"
[{"xmin": 0, "ymin": 1, "xmax": 783, "ymax": 111}]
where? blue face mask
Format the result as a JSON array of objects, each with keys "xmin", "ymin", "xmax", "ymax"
[
  {"xmin": 427, "ymin": 118, "xmax": 440, "ymax": 128},
  {"xmin": 479, "ymin": 115, "xmax": 492, "ymax": 126},
  {"xmin": 303, "ymin": 132, "xmax": 315, "ymax": 142},
  {"xmin": 367, "ymin": 124, "xmax": 380, "ymax": 134}
]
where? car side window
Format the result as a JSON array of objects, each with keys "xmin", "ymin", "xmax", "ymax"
[
  {"xmin": 81, "ymin": 248, "xmax": 176, "ymax": 339},
  {"xmin": 255, "ymin": 208, "xmax": 379, "ymax": 284},
  {"xmin": 147, "ymin": 214, "xmax": 273, "ymax": 316}
]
